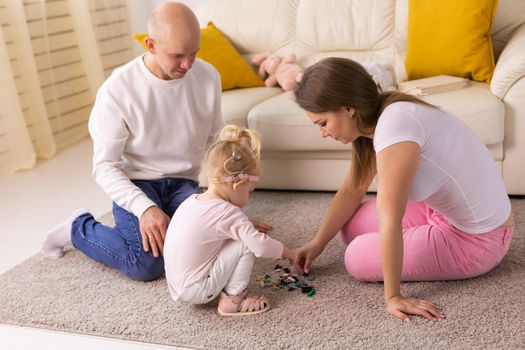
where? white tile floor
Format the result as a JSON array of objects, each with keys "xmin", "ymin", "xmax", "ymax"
[{"xmin": 0, "ymin": 139, "xmax": 187, "ymax": 350}]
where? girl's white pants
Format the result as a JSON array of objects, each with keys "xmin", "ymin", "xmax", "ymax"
[{"xmin": 168, "ymin": 239, "xmax": 254, "ymax": 304}]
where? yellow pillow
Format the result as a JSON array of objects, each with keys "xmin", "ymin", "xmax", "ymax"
[
  {"xmin": 133, "ymin": 23, "xmax": 263, "ymax": 90},
  {"xmin": 198, "ymin": 22, "xmax": 264, "ymax": 90},
  {"xmin": 133, "ymin": 33, "xmax": 149, "ymax": 51},
  {"xmin": 405, "ymin": 0, "xmax": 498, "ymax": 83}
]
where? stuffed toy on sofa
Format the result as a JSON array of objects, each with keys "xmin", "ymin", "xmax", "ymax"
[
  {"xmin": 361, "ymin": 61, "xmax": 396, "ymax": 92},
  {"xmin": 252, "ymin": 52, "xmax": 304, "ymax": 91}
]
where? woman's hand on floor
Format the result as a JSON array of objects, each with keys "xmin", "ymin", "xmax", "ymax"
[
  {"xmin": 386, "ymin": 295, "xmax": 445, "ymax": 322},
  {"xmin": 293, "ymin": 239, "xmax": 325, "ymax": 275}
]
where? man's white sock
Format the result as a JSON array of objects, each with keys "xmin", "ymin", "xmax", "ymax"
[{"xmin": 41, "ymin": 208, "xmax": 88, "ymax": 259}]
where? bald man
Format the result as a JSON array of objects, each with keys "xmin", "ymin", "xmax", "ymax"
[{"xmin": 41, "ymin": 2, "xmax": 223, "ymax": 281}]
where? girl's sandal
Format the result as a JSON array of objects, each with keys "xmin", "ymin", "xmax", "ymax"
[{"xmin": 217, "ymin": 290, "xmax": 270, "ymax": 316}]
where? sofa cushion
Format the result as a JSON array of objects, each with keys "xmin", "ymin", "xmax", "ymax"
[
  {"xmin": 195, "ymin": 0, "xmax": 297, "ymax": 56},
  {"xmin": 295, "ymin": 0, "xmax": 396, "ymax": 68},
  {"xmin": 420, "ymin": 82, "xmax": 504, "ymax": 146},
  {"xmin": 247, "ymin": 92, "xmax": 351, "ymax": 152},
  {"xmin": 222, "ymin": 87, "xmax": 283, "ymax": 127},
  {"xmin": 492, "ymin": 0, "xmax": 525, "ymax": 58},
  {"xmin": 246, "ymin": 83, "xmax": 503, "ymax": 152}
]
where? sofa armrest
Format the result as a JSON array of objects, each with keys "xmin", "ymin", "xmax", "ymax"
[
  {"xmin": 493, "ymin": 24, "xmax": 525, "ymax": 194},
  {"xmin": 491, "ymin": 24, "xmax": 525, "ymax": 99}
]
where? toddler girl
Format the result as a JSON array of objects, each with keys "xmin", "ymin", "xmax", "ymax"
[{"xmin": 163, "ymin": 125, "xmax": 294, "ymax": 316}]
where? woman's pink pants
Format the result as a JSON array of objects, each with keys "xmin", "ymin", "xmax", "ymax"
[{"xmin": 341, "ymin": 200, "xmax": 514, "ymax": 281}]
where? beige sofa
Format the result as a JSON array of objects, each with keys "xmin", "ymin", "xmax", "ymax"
[{"xmin": 196, "ymin": 0, "xmax": 525, "ymax": 194}]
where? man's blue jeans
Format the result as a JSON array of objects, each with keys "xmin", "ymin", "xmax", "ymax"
[{"xmin": 71, "ymin": 178, "xmax": 199, "ymax": 281}]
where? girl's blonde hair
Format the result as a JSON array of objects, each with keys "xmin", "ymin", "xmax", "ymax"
[{"xmin": 204, "ymin": 125, "xmax": 262, "ymax": 186}]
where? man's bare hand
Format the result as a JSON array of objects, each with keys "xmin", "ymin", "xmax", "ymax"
[{"xmin": 140, "ymin": 206, "xmax": 170, "ymax": 257}]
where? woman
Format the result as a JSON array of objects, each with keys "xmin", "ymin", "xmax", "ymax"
[{"xmin": 292, "ymin": 57, "xmax": 515, "ymax": 321}]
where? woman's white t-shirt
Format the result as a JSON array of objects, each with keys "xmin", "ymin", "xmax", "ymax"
[{"xmin": 373, "ymin": 101, "xmax": 510, "ymax": 234}]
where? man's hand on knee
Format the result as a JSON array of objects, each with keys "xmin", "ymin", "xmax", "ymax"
[{"xmin": 140, "ymin": 206, "xmax": 170, "ymax": 257}]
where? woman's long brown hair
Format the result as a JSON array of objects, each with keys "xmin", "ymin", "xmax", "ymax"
[{"xmin": 293, "ymin": 57, "xmax": 433, "ymax": 190}]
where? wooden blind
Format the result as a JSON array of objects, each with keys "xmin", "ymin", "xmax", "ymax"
[
  {"xmin": 23, "ymin": 0, "xmax": 92, "ymax": 149},
  {"xmin": 89, "ymin": 0, "xmax": 134, "ymax": 77},
  {"xmin": 0, "ymin": 0, "xmax": 55, "ymax": 157},
  {"xmin": 0, "ymin": 0, "xmax": 135, "ymax": 162}
]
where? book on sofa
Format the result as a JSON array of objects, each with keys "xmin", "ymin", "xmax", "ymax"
[{"xmin": 397, "ymin": 75, "xmax": 469, "ymax": 95}]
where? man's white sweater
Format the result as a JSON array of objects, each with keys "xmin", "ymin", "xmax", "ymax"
[{"xmin": 88, "ymin": 55, "xmax": 222, "ymax": 219}]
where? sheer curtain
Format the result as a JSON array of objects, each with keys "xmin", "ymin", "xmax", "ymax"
[{"xmin": 0, "ymin": 0, "xmax": 135, "ymax": 175}]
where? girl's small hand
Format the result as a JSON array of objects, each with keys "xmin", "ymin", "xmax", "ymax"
[
  {"xmin": 281, "ymin": 246, "xmax": 295, "ymax": 266},
  {"xmin": 386, "ymin": 295, "xmax": 445, "ymax": 321},
  {"xmin": 251, "ymin": 220, "xmax": 273, "ymax": 233}
]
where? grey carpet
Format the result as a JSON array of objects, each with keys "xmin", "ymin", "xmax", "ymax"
[{"xmin": 0, "ymin": 191, "xmax": 524, "ymax": 349}]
